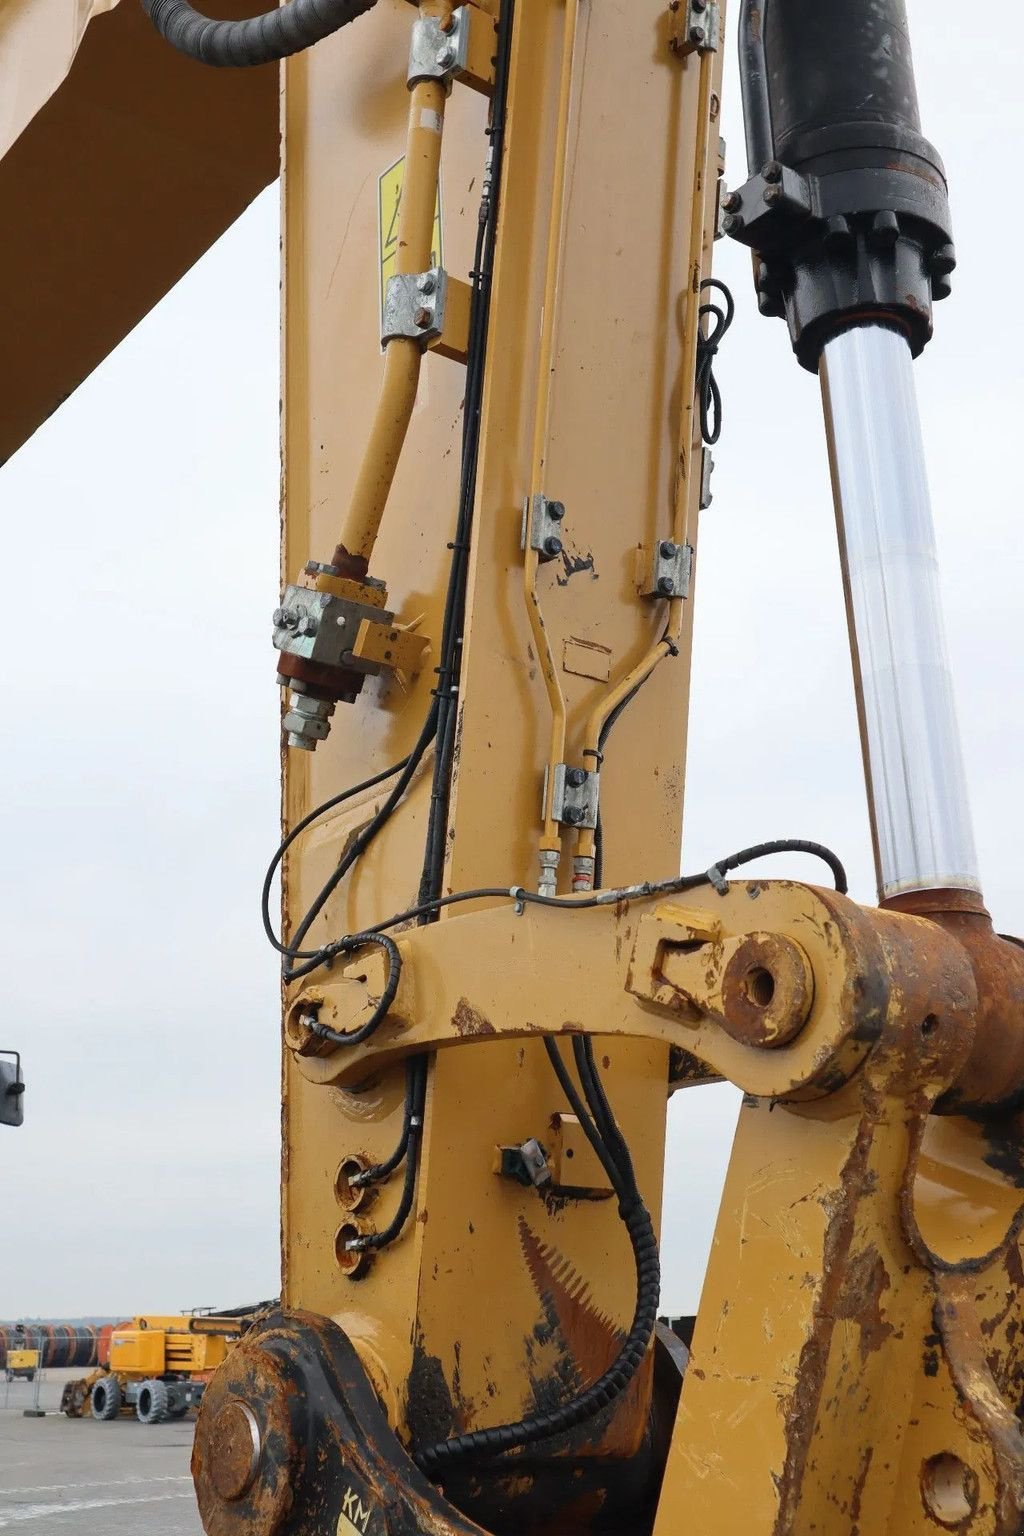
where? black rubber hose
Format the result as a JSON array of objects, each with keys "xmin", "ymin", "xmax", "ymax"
[
  {"xmin": 139, "ymin": 0, "xmax": 376, "ymax": 68},
  {"xmin": 739, "ymin": 0, "xmax": 773, "ymax": 173}
]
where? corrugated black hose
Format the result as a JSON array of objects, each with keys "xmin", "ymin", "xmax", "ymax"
[
  {"xmin": 414, "ymin": 1037, "xmax": 660, "ymax": 1475},
  {"xmin": 139, "ymin": 0, "xmax": 376, "ymax": 67}
]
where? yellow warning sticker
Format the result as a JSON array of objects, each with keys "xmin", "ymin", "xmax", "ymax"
[{"xmin": 377, "ymin": 156, "xmax": 443, "ymax": 322}]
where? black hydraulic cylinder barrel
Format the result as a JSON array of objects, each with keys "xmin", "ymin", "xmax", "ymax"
[
  {"xmin": 764, "ymin": 0, "xmax": 923, "ymax": 164},
  {"xmin": 730, "ymin": 0, "xmax": 955, "ymax": 369}
]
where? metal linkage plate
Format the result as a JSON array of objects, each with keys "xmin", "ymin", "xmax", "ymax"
[{"xmin": 382, "ymin": 268, "xmax": 449, "ymax": 347}]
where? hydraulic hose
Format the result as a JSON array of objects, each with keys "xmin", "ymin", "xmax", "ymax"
[
  {"xmin": 738, "ymin": 0, "xmax": 772, "ymax": 174},
  {"xmin": 139, "ymin": 0, "xmax": 376, "ymax": 67}
]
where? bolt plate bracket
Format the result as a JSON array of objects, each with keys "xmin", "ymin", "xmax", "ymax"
[
  {"xmin": 546, "ymin": 763, "xmax": 601, "ymax": 831},
  {"xmin": 523, "ymin": 494, "xmax": 567, "ymax": 563},
  {"xmin": 669, "ymin": 0, "xmax": 721, "ymax": 55},
  {"xmin": 641, "ymin": 541, "xmax": 693, "ymax": 599},
  {"xmin": 407, "ymin": 7, "xmax": 494, "ymax": 93},
  {"xmin": 382, "ymin": 267, "xmax": 449, "ymax": 346}
]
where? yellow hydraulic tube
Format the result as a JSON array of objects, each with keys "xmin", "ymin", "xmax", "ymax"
[
  {"xmin": 523, "ymin": 0, "xmax": 580, "ymax": 862},
  {"xmin": 329, "ymin": 6, "xmax": 453, "ymax": 575},
  {"xmin": 576, "ymin": 46, "xmax": 716, "ymax": 872}
]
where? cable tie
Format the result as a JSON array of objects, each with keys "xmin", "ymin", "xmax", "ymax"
[
  {"xmin": 410, "ymin": 1116, "xmax": 423, "ymax": 1130},
  {"xmin": 706, "ymin": 864, "xmax": 730, "ymax": 897}
]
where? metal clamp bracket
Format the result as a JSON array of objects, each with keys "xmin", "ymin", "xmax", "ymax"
[
  {"xmin": 669, "ymin": 0, "xmax": 721, "ymax": 55},
  {"xmin": 546, "ymin": 764, "xmax": 601, "ymax": 830},
  {"xmin": 523, "ymin": 494, "xmax": 567, "ymax": 563},
  {"xmin": 408, "ymin": 8, "xmax": 469, "ymax": 88},
  {"xmin": 641, "ymin": 541, "xmax": 693, "ymax": 599},
  {"xmin": 382, "ymin": 268, "xmax": 449, "ymax": 347}
]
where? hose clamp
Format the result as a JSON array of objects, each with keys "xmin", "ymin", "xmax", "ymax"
[{"xmin": 408, "ymin": 8, "xmax": 470, "ymax": 89}]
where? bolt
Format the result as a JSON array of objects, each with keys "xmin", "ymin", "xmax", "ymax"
[
  {"xmin": 414, "ymin": 306, "xmax": 433, "ymax": 328},
  {"xmin": 722, "ymin": 191, "xmax": 741, "ymax": 213},
  {"xmin": 548, "ymin": 501, "xmax": 566, "ymax": 521},
  {"xmin": 692, "ymin": 0, "xmax": 707, "ymax": 9},
  {"xmin": 660, "ymin": 541, "xmax": 677, "ymax": 560},
  {"xmin": 335, "ymin": 616, "xmax": 347, "ymax": 629},
  {"xmin": 295, "ymin": 615, "xmax": 319, "ymax": 638},
  {"xmin": 563, "ymin": 807, "xmax": 584, "ymax": 827},
  {"xmin": 440, "ymin": 11, "xmax": 457, "ymax": 31},
  {"xmin": 438, "ymin": 43, "xmax": 457, "ymax": 68},
  {"xmin": 567, "ymin": 768, "xmax": 587, "ymax": 789},
  {"xmin": 689, "ymin": 23, "xmax": 705, "ymax": 42},
  {"xmin": 274, "ymin": 607, "xmax": 298, "ymax": 629},
  {"xmin": 722, "ymin": 213, "xmax": 744, "ymax": 235},
  {"xmin": 417, "ymin": 272, "xmax": 437, "ymax": 295},
  {"xmin": 543, "ymin": 536, "xmax": 563, "ymax": 559},
  {"xmin": 657, "ymin": 576, "xmax": 676, "ymax": 597},
  {"xmin": 763, "ymin": 161, "xmax": 783, "ymax": 184},
  {"xmin": 763, "ymin": 186, "xmax": 782, "ymax": 206}
]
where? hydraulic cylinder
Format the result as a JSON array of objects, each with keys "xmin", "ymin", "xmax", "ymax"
[{"xmin": 729, "ymin": 0, "xmax": 976, "ymax": 900}]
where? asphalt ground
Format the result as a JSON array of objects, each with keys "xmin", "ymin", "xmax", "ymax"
[{"xmin": 0, "ymin": 1369, "xmax": 202, "ymax": 1533}]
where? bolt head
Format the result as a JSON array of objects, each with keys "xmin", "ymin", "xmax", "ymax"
[
  {"xmin": 295, "ymin": 615, "xmax": 319, "ymax": 638},
  {"xmin": 689, "ymin": 23, "xmax": 705, "ymax": 42},
  {"xmin": 563, "ymin": 807, "xmax": 584, "ymax": 827},
  {"xmin": 548, "ymin": 501, "xmax": 566, "ymax": 522},
  {"xmin": 414, "ymin": 306, "xmax": 433, "ymax": 328},
  {"xmin": 567, "ymin": 768, "xmax": 587, "ymax": 789},
  {"xmin": 417, "ymin": 272, "xmax": 437, "ymax": 295},
  {"xmin": 763, "ymin": 186, "xmax": 782, "ymax": 205},
  {"xmin": 763, "ymin": 161, "xmax": 783, "ymax": 184},
  {"xmin": 438, "ymin": 43, "xmax": 457, "ymax": 67},
  {"xmin": 657, "ymin": 576, "xmax": 676, "ymax": 597},
  {"xmin": 274, "ymin": 607, "xmax": 298, "ymax": 629},
  {"xmin": 722, "ymin": 191, "xmax": 741, "ymax": 213},
  {"xmin": 543, "ymin": 536, "xmax": 563, "ymax": 559},
  {"xmin": 722, "ymin": 213, "xmax": 744, "ymax": 235},
  {"xmin": 660, "ymin": 541, "xmax": 677, "ymax": 560}
]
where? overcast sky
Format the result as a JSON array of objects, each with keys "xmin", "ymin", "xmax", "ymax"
[{"xmin": 2, "ymin": 0, "xmax": 1022, "ymax": 1322}]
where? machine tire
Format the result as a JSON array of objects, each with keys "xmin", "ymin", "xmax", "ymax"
[
  {"xmin": 91, "ymin": 1375, "xmax": 122, "ymax": 1420},
  {"xmin": 168, "ymin": 1402, "xmax": 189, "ymax": 1419},
  {"xmin": 136, "ymin": 1379, "xmax": 170, "ymax": 1425}
]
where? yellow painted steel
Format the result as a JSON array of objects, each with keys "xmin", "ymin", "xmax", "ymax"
[{"xmin": 281, "ymin": 0, "xmax": 722, "ymax": 1474}]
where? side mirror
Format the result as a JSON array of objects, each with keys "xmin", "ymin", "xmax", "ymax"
[{"xmin": 1, "ymin": 1052, "xmax": 24, "ymax": 1127}]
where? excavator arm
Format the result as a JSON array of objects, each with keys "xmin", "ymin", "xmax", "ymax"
[{"xmin": 6, "ymin": 2, "xmax": 1024, "ymax": 1534}]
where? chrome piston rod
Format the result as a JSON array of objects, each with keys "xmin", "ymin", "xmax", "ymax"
[{"xmin": 820, "ymin": 324, "xmax": 980, "ymax": 901}]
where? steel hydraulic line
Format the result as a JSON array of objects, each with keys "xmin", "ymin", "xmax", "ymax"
[
  {"xmin": 329, "ymin": 1, "xmax": 454, "ymax": 578},
  {"xmin": 522, "ymin": 0, "xmax": 580, "ymax": 894},
  {"xmin": 574, "ymin": 40, "xmax": 718, "ymax": 884}
]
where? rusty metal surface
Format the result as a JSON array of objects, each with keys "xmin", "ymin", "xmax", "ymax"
[
  {"xmin": 193, "ymin": 1310, "xmax": 489, "ymax": 1536},
  {"xmin": 884, "ymin": 891, "xmax": 1024, "ymax": 1113}
]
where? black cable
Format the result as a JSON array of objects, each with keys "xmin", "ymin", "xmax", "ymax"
[
  {"xmin": 418, "ymin": 4, "xmax": 513, "ymax": 913},
  {"xmin": 261, "ymin": 756, "xmax": 411, "ymax": 958},
  {"xmin": 415, "ymin": 1041, "xmax": 659, "ymax": 1474},
  {"xmin": 303, "ymin": 932, "xmax": 401, "ymax": 1044},
  {"xmin": 280, "ymin": 703, "xmax": 439, "ymax": 978},
  {"xmin": 345, "ymin": 1057, "xmax": 428, "ymax": 1252},
  {"xmin": 592, "ymin": 671, "xmax": 658, "ymax": 890},
  {"xmin": 349, "ymin": 1058, "xmax": 421, "ymax": 1188},
  {"xmin": 301, "ymin": 838, "xmax": 847, "ymax": 968},
  {"xmin": 139, "ymin": 0, "xmax": 375, "ymax": 67},
  {"xmin": 705, "ymin": 838, "xmax": 848, "ymax": 897},
  {"xmin": 696, "ymin": 278, "xmax": 735, "ymax": 447}
]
